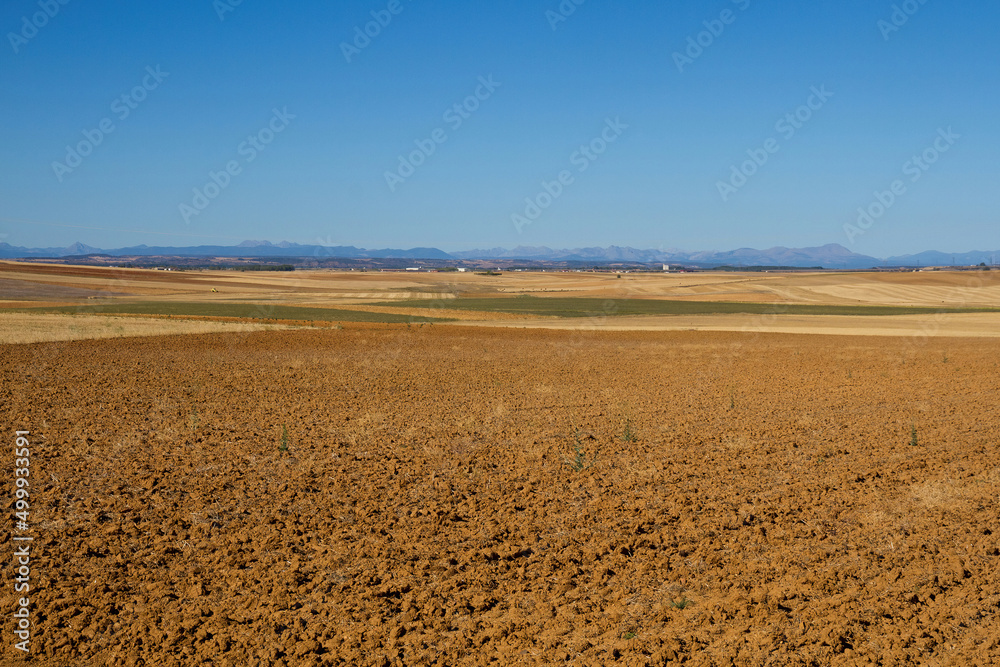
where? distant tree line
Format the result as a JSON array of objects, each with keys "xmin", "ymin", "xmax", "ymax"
[
  {"xmin": 235, "ymin": 264, "xmax": 295, "ymax": 272},
  {"xmin": 715, "ymin": 265, "xmax": 823, "ymax": 272}
]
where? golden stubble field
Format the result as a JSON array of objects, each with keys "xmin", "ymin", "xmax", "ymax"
[
  {"xmin": 3, "ymin": 261, "xmax": 1000, "ymax": 342},
  {"xmin": 2, "ymin": 262, "xmax": 1000, "ymax": 665},
  {"xmin": 5, "ymin": 260, "xmax": 1000, "ymax": 307}
]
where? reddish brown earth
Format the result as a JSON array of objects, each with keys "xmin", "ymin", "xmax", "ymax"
[{"xmin": 2, "ymin": 325, "xmax": 1000, "ymax": 666}]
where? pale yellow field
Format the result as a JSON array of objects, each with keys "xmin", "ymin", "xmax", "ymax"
[
  {"xmin": 0, "ymin": 312, "xmax": 293, "ymax": 345},
  {"xmin": 455, "ymin": 312, "xmax": 1000, "ymax": 337},
  {"xmin": 3, "ymin": 261, "xmax": 1000, "ymax": 341},
  {"xmin": 5, "ymin": 260, "xmax": 1000, "ymax": 306}
]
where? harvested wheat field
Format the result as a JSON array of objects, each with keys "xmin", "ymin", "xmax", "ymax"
[
  {"xmin": 3, "ymin": 324, "xmax": 999, "ymax": 666},
  {"xmin": 0, "ymin": 312, "xmax": 294, "ymax": 345}
]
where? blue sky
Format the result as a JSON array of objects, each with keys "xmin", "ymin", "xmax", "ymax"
[{"xmin": 1, "ymin": 0, "xmax": 998, "ymax": 257}]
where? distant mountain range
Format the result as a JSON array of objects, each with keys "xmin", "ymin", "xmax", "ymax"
[
  {"xmin": 0, "ymin": 240, "xmax": 452, "ymax": 261},
  {"xmin": 0, "ymin": 240, "xmax": 997, "ymax": 270},
  {"xmin": 450, "ymin": 244, "xmax": 1000, "ymax": 268},
  {"xmin": 451, "ymin": 243, "xmax": 872, "ymax": 267}
]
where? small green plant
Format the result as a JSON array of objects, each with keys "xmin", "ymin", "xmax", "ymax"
[
  {"xmin": 280, "ymin": 425, "xmax": 289, "ymax": 452},
  {"xmin": 671, "ymin": 597, "xmax": 693, "ymax": 610},
  {"xmin": 847, "ymin": 369, "xmax": 852, "ymax": 379},
  {"xmin": 910, "ymin": 422, "xmax": 918, "ymax": 447},
  {"xmin": 942, "ymin": 351, "xmax": 949, "ymax": 363},
  {"xmin": 622, "ymin": 418, "xmax": 637, "ymax": 443},
  {"xmin": 622, "ymin": 631, "xmax": 636, "ymax": 640},
  {"xmin": 565, "ymin": 431, "xmax": 594, "ymax": 472},
  {"xmin": 190, "ymin": 406, "xmax": 199, "ymax": 432},
  {"xmin": 729, "ymin": 387, "xmax": 736, "ymax": 410}
]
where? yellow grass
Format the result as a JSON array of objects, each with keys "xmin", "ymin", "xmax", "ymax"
[
  {"xmin": 0, "ymin": 312, "xmax": 292, "ymax": 344},
  {"xmin": 446, "ymin": 312, "xmax": 1000, "ymax": 337}
]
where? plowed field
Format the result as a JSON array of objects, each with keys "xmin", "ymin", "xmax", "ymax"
[{"xmin": 3, "ymin": 325, "xmax": 999, "ymax": 665}]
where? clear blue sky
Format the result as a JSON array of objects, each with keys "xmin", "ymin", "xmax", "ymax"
[{"xmin": 1, "ymin": 0, "xmax": 998, "ymax": 257}]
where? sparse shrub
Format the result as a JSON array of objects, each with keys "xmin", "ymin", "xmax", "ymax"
[
  {"xmin": 671, "ymin": 598, "xmax": 693, "ymax": 610},
  {"xmin": 622, "ymin": 418, "xmax": 637, "ymax": 443},
  {"xmin": 910, "ymin": 422, "xmax": 918, "ymax": 447},
  {"xmin": 280, "ymin": 425, "xmax": 289, "ymax": 452},
  {"xmin": 565, "ymin": 431, "xmax": 594, "ymax": 471}
]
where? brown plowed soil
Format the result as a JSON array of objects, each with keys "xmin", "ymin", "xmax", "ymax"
[{"xmin": 3, "ymin": 326, "xmax": 1000, "ymax": 665}]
